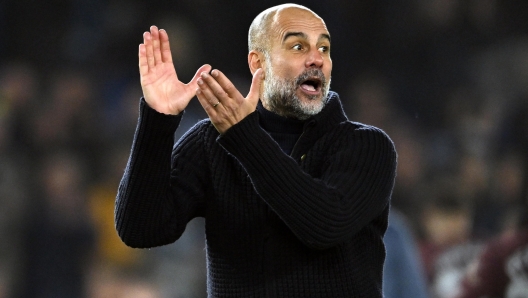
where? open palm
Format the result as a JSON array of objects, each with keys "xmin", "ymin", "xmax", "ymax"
[{"xmin": 139, "ymin": 26, "xmax": 211, "ymax": 115}]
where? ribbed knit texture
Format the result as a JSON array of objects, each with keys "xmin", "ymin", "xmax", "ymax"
[{"xmin": 115, "ymin": 91, "xmax": 397, "ymax": 297}]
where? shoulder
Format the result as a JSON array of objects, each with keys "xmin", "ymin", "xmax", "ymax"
[
  {"xmin": 324, "ymin": 121, "xmax": 397, "ymax": 175},
  {"xmin": 321, "ymin": 92, "xmax": 394, "ymax": 147},
  {"xmin": 336, "ymin": 121, "xmax": 395, "ymax": 151},
  {"xmin": 344, "ymin": 120, "xmax": 389, "ymax": 135}
]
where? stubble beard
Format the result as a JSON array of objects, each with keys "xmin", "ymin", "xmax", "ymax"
[{"xmin": 262, "ymin": 62, "xmax": 331, "ymax": 120}]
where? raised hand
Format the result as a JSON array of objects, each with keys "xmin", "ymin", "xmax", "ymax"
[
  {"xmin": 139, "ymin": 26, "xmax": 211, "ymax": 115},
  {"xmin": 195, "ymin": 68, "xmax": 263, "ymax": 134}
]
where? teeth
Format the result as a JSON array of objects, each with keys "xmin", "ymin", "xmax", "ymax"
[{"xmin": 301, "ymin": 83, "xmax": 316, "ymax": 91}]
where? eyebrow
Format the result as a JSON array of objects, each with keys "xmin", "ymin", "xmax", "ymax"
[{"xmin": 282, "ymin": 32, "xmax": 331, "ymax": 44}]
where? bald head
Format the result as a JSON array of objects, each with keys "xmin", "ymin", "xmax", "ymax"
[{"xmin": 248, "ymin": 4, "xmax": 325, "ymax": 54}]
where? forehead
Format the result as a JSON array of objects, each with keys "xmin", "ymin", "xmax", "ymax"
[{"xmin": 270, "ymin": 8, "xmax": 329, "ymax": 43}]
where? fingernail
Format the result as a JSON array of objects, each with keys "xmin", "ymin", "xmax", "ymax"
[
  {"xmin": 197, "ymin": 78, "xmax": 203, "ymax": 85},
  {"xmin": 211, "ymin": 70, "xmax": 218, "ymax": 77},
  {"xmin": 196, "ymin": 89, "xmax": 201, "ymax": 94},
  {"xmin": 201, "ymin": 72, "xmax": 208, "ymax": 78}
]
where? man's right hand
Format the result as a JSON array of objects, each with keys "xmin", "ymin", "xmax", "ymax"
[{"xmin": 139, "ymin": 26, "xmax": 211, "ymax": 115}]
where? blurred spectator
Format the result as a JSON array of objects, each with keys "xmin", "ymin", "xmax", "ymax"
[
  {"xmin": 345, "ymin": 71, "xmax": 396, "ymax": 132},
  {"xmin": 383, "ymin": 209, "xmax": 430, "ymax": 298},
  {"xmin": 431, "ymin": 242, "xmax": 483, "ymax": 298},
  {"xmin": 0, "ymin": 61, "xmax": 37, "ymax": 297},
  {"xmin": 456, "ymin": 207, "xmax": 528, "ymax": 298},
  {"xmin": 88, "ymin": 145, "xmax": 144, "ymax": 270},
  {"xmin": 418, "ymin": 181, "xmax": 473, "ymax": 284},
  {"xmin": 0, "ymin": 61, "xmax": 39, "ymax": 154},
  {"xmin": 505, "ymin": 244, "xmax": 528, "ymax": 298},
  {"xmin": 15, "ymin": 151, "xmax": 95, "ymax": 298},
  {"xmin": 101, "ymin": 80, "xmax": 143, "ymax": 142},
  {"xmin": 389, "ymin": 124, "xmax": 428, "ymax": 228},
  {"xmin": 473, "ymin": 152, "xmax": 526, "ymax": 239},
  {"xmin": 150, "ymin": 218, "xmax": 207, "ymax": 298},
  {"xmin": 31, "ymin": 69, "xmax": 103, "ymax": 164},
  {"xmin": 0, "ymin": 120, "xmax": 30, "ymax": 297}
]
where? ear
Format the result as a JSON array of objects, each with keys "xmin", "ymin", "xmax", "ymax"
[{"xmin": 248, "ymin": 50, "xmax": 265, "ymax": 77}]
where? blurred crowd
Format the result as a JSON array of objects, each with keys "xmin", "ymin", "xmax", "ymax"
[{"xmin": 0, "ymin": 0, "xmax": 527, "ymax": 297}]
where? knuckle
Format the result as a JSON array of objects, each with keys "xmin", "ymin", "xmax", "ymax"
[
  {"xmin": 214, "ymin": 89, "xmax": 226, "ymax": 98},
  {"xmin": 224, "ymin": 84, "xmax": 235, "ymax": 93}
]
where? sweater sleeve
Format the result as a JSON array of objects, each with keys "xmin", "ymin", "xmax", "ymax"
[
  {"xmin": 218, "ymin": 111, "xmax": 397, "ymax": 250},
  {"xmin": 115, "ymin": 98, "xmax": 209, "ymax": 248}
]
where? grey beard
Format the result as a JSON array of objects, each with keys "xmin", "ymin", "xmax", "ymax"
[{"xmin": 262, "ymin": 67, "xmax": 331, "ymax": 120}]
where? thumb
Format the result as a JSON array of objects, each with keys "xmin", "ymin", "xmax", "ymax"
[
  {"xmin": 246, "ymin": 68, "xmax": 263, "ymax": 106},
  {"xmin": 188, "ymin": 64, "xmax": 212, "ymax": 89}
]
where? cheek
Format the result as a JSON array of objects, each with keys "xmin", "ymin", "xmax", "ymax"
[
  {"xmin": 272, "ymin": 65, "xmax": 294, "ymax": 81},
  {"xmin": 271, "ymin": 56, "xmax": 302, "ymax": 77},
  {"xmin": 325, "ymin": 59, "xmax": 333, "ymax": 79}
]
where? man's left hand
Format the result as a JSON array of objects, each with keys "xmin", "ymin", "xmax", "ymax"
[{"xmin": 195, "ymin": 68, "xmax": 263, "ymax": 134}]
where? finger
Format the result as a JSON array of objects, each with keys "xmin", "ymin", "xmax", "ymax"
[
  {"xmin": 159, "ymin": 29, "xmax": 173, "ymax": 63},
  {"xmin": 246, "ymin": 68, "xmax": 263, "ymax": 106},
  {"xmin": 195, "ymin": 88, "xmax": 218, "ymax": 118},
  {"xmin": 187, "ymin": 64, "xmax": 212, "ymax": 90},
  {"xmin": 138, "ymin": 44, "xmax": 148, "ymax": 77},
  {"xmin": 201, "ymin": 71, "xmax": 240, "ymax": 110},
  {"xmin": 209, "ymin": 69, "xmax": 242, "ymax": 100},
  {"xmin": 144, "ymin": 31, "xmax": 155, "ymax": 70},
  {"xmin": 196, "ymin": 87, "xmax": 229, "ymax": 134},
  {"xmin": 150, "ymin": 26, "xmax": 163, "ymax": 65},
  {"xmin": 197, "ymin": 74, "xmax": 226, "ymax": 108}
]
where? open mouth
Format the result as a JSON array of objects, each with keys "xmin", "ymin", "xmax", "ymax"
[{"xmin": 299, "ymin": 77, "xmax": 322, "ymax": 93}]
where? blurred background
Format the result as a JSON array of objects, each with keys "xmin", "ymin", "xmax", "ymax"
[{"xmin": 1, "ymin": 0, "xmax": 528, "ymax": 297}]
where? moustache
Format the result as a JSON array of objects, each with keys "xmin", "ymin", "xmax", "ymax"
[{"xmin": 295, "ymin": 68, "xmax": 327, "ymax": 88}]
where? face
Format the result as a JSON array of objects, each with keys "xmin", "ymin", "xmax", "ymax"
[{"xmin": 260, "ymin": 8, "xmax": 332, "ymax": 119}]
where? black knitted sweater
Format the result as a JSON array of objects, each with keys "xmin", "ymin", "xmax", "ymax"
[{"xmin": 115, "ymin": 91, "xmax": 397, "ymax": 297}]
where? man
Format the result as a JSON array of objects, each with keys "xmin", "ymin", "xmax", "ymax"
[{"xmin": 116, "ymin": 4, "xmax": 397, "ymax": 297}]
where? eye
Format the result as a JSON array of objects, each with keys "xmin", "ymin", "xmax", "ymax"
[
  {"xmin": 319, "ymin": 46, "xmax": 329, "ymax": 53},
  {"xmin": 292, "ymin": 44, "xmax": 303, "ymax": 51}
]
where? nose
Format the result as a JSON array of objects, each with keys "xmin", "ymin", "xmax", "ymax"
[{"xmin": 305, "ymin": 47, "xmax": 324, "ymax": 68}]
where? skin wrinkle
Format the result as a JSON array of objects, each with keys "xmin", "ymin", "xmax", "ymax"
[
  {"xmin": 275, "ymin": 22, "xmax": 330, "ymax": 46},
  {"xmin": 282, "ymin": 32, "xmax": 331, "ymax": 46}
]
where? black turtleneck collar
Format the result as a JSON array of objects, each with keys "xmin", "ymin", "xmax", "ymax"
[
  {"xmin": 254, "ymin": 92, "xmax": 347, "ymax": 156},
  {"xmin": 256, "ymin": 101, "xmax": 305, "ymax": 155},
  {"xmin": 256, "ymin": 101, "xmax": 306, "ymax": 134}
]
